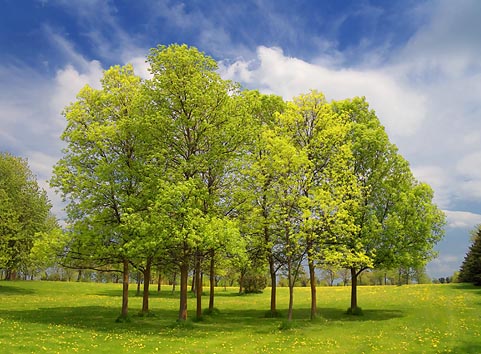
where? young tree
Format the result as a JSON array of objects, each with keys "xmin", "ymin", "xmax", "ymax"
[{"xmin": 0, "ymin": 152, "xmax": 53, "ymax": 280}]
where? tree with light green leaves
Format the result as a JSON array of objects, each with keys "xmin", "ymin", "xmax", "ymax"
[
  {"xmin": 329, "ymin": 97, "xmax": 445, "ymax": 314},
  {"xmin": 276, "ymin": 91, "xmax": 360, "ymax": 319},
  {"xmin": 0, "ymin": 152, "xmax": 53, "ymax": 280},
  {"xmin": 51, "ymin": 64, "xmax": 147, "ymax": 320},
  {"xmin": 235, "ymin": 91, "xmax": 288, "ymax": 315},
  {"xmin": 146, "ymin": 44, "xmax": 248, "ymax": 321}
]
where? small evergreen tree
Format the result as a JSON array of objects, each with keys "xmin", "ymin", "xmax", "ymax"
[{"xmin": 459, "ymin": 226, "xmax": 481, "ymax": 285}]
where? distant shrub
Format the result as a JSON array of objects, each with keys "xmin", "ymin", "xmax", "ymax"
[{"xmin": 241, "ymin": 272, "xmax": 267, "ymax": 294}]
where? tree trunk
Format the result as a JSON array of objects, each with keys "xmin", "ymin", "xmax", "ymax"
[
  {"xmin": 195, "ymin": 254, "xmax": 202, "ymax": 319},
  {"xmin": 121, "ymin": 259, "xmax": 129, "ymax": 319},
  {"xmin": 157, "ymin": 271, "xmax": 161, "ymax": 292},
  {"xmin": 350, "ymin": 267, "xmax": 358, "ymax": 313},
  {"xmin": 172, "ymin": 272, "xmax": 176, "ymax": 293},
  {"xmin": 269, "ymin": 256, "xmax": 277, "ymax": 315},
  {"xmin": 287, "ymin": 261, "xmax": 294, "ymax": 321},
  {"xmin": 308, "ymin": 256, "xmax": 317, "ymax": 319},
  {"xmin": 239, "ymin": 270, "xmax": 244, "ymax": 294},
  {"xmin": 191, "ymin": 270, "xmax": 196, "ymax": 293},
  {"xmin": 178, "ymin": 263, "xmax": 188, "ymax": 321},
  {"xmin": 136, "ymin": 271, "xmax": 141, "ymax": 296},
  {"xmin": 142, "ymin": 257, "xmax": 152, "ymax": 314},
  {"xmin": 209, "ymin": 250, "xmax": 215, "ymax": 311}
]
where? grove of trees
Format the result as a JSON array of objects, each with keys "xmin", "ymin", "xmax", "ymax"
[
  {"xmin": 0, "ymin": 152, "xmax": 59, "ymax": 280},
  {"xmin": 44, "ymin": 43, "xmax": 445, "ymax": 322}
]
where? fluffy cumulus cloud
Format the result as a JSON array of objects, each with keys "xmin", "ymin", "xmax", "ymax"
[
  {"xmin": 444, "ymin": 210, "xmax": 481, "ymax": 229},
  {"xmin": 0, "ymin": 31, "xmax": 105, "ymax": 218}
]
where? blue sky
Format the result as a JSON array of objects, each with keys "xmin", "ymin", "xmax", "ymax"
[{"xmin": 2, "ymin": 0, "xmax": 481, "ymax": 279}]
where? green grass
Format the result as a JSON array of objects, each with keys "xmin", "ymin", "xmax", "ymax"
[{"xmin": 1, "ymin": 281, "xmax": 481, "ymax": 353}]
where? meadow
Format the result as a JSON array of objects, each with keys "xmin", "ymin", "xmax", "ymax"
[{"xmin": 0, "ymin": 281, "xmax": 480, "ymax": 353}]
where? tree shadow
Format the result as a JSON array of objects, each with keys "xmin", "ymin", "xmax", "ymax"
[
  {"xmin": 0, "ymin": 284, "xmax": 36, "ymax": 295},
  {"xmin": 451, "ymin": 283, "xmax": 481, "ymax": 293},
  {"xmin": 450, "ymin": 342, "xmax": 481, "ymax": 353},
  {"xmin": 95, "ymin": 288, "xmax": 251, "ymax": 299},
  {"xmin": 317, "ymin": 307, "xmax": 404, "ymax": 322}
]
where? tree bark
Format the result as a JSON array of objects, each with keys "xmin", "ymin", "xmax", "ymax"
[
  {"xmin": 350, "ymin": 267, "xmax": 358, "ymax": 312},
  {"xmin": 209, "ymin": 249, "xmax": 215, "ymax": 311},
  {"xmin": 178, "ymin": 263, "xmax": 188, "ymax": 321},
  {"xmin": 287, "ymin": 260, "xmax": 294, "ymax": 321},
  {"xmin": 195, "ymin": 253, "xmax": 202, "ymax": 319},
  {"xmin": 308, "ymin": 255, "xmax": 317, "ymax": 319},
  {"xmin": 269, "ymin": 255, "xmax": 277, "ymax": 315},
  {"xmin": 121, "ymin": 259, "xmax": 129, "ymax": 319},
  {"xmin": 136, "ymin": 271, "xmax": 141, "ymax": 296},
  {"xmin": 142, "ymin": 257, "xmax": 152, "ymax": 314}
]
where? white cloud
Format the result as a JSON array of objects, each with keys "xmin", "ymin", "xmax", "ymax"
[
  {"xmin": 220, "ymin": 46, "xmax": 427, "ymax": 138},
  {"xmin": 443, "ymin": 210, "xmax": 481, "ymax": 229}
]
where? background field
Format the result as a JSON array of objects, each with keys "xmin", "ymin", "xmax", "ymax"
[{"xmin": 0, "ymin": 281, "xmax": 480, "ymax": 353}]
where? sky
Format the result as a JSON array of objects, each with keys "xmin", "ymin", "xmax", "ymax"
[{"xmin": 1, "ymin": 0, "xmax": 481, "ymax": 279}]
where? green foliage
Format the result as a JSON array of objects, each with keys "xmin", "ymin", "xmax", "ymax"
[
  {"xmin": 0, "ymin": 152, "xmax": 53, "ymax": 278},
  {"xmin": 459, "ymin": 226, "xmax": 481, "ymax": 285},
  {"xmin": 241, "ymin": 271, "xmax": 268, "ymax": 293}
]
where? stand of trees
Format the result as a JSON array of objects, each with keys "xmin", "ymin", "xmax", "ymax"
[
  {"xmin": 0, "ymin": 152, "xmax": 59, "ymax": 281},
  {"xmin": 49, "ymin": 43, "xmax": 445, "ymax": 321}
]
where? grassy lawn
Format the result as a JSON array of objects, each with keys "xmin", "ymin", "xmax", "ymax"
[{"xmin": 1, "ymin": 281, "xmax": 480, "ymax": 353}]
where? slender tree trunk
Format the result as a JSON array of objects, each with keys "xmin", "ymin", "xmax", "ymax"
[
  {"xmin": 136, "ymin": 271, "xmax": 141, "ymax": 296},
  {"xmin": 350, "ymin": 267, "xmax": 358, "ymax": 313},
  {"xmin": 195, "ymin": 254, "xmax": 202, "ymax": 319},
  {"xmin": 209, "ymin": 250, "xmax": 215, "ymax": 311},
  {"xmin": 121, "ymin": 259, "xmax": 129, "ymax": 319},
  {"xmin": 178, "ymin": 263, "xmax": 189, "ymax": 321},
  {"xmin": 308, "ymin": 255, "xmax": 317, "ymax": 319},
  {"xmin": 157, "ymin": 271, "xmax": 161, "ymax": 292},
  {"xmin": 239, "ymin": 270, "xmax": 244, "ymax": 294},
  {"xmin": 191, "ymin": 270, "xmax": 196, "ymax": 293},
  {"xmin": 287, "ymin": 260, "xmax": 294, "ymax": 321},
  {"xmin": 172, "ymin": 272, "xmax": 176, "ymax": 293},
  {"xmin": 269, "ymin": 256, "xmax": 277, "ymax": 315},
  {"xmin": 142, "ymin": 257, "xmax": 152, "ymax": 314}
]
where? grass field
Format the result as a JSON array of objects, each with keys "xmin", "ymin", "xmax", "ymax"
[{"xmin": 0, "ymin": 281, "xmax": 480, "ymax": 353}]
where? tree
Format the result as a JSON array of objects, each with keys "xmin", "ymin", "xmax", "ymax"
[
  {"xmin": 277, "ymin": 91, "xmax": 359, "ymax": 319},
  {"xmin": 330, "ymin": 97, "xmax": 445, "ymax": 314},
  {"xmin": 146, "ymin": 44, "xmax": 247, "ymax": 321},
  {"xmin": 236, "ymin": 91, "xmax": 286, "ymax": 316},
  {"xmin": 0, "ymin": 152, "xmax": 53, "ymax": 280},
  {"xmin": 459, "ymin": 226, "xmax": 481, "ymax": 285},
  {"xmin": 51, "ymin": 64, "xmax": 146, "ymax": 320}
]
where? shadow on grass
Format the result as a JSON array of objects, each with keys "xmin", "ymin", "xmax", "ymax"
[
  {"xmin": 451, "ymin": 283, "xmax": 481, "ymax": 293},
  {"xmin": 318, "ymin": 307, "xmax": 404, "ymax": 322},
  {"xmin": 95, "ymin": 289, "xmax": 247, "ymax": 299},
  {"xmin": 450, "ymin": 342, "xmax": 481, "ymax": 354},
  {"xmin": 0, "ymin": 284, "xmax": 36, "ymax": 295},
  {"xmin": 0, "ymin": 304, "xmax": 404, "ymax": 336}
]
